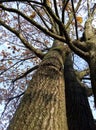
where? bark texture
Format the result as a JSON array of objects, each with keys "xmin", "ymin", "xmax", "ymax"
[
  {"xmin": 83, "ymin": 16, "xmax": 96, "ymax": 106},
  {"xmin": 7, "ymin": 45, "xmax": 68, "ymax": 130},
  {"xmin": 88, "ymin": 41, "xmax": 96, "ymax": 106},
  {"xmin": 64, "ymin": 54, "xmax": 96, "ymax": 130}
]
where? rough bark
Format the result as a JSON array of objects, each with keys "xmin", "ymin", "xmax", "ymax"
[
  {"xmin": 64, "ymin": 54, "xmax": 96, "ymax": 130},
  {"xmin": 88, "ymin": 41, "xmax": 96, "ymax": 106},
  {"xmin": 7, "ymin": 44, "xmax": 68, "ymax": 130},
  {"xmin": 82, "ymin": 16, "xmax": 96, "ymax": 106}
]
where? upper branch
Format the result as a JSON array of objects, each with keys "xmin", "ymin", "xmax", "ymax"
[
  {"xmin": 0, "ymin": 0, "xmax": 39, "ymax": 2},
  {"xmin": 71, "ymin": 0, "xmax": 78, "ymax": 40},
  {"xmin": 28, "ymin": 3, "xmax": 50, "ymax": 30},
  {"xmin": 0, "ymin": 19, "xmax": 44, "ymax": 59},
  {"xmin": 0, "ymin": 3, "xmax": 90, "ymax": 60},
  {"xmin": 0, "ymin": 4, "xmax": 66, "ymax": 41},
  {"xmin": 12, "ymin": 65, "xmax": 38, "ymax": 83},
  {"xmin": 65, "ymin": 0, "xmax": 82, "ymax": 29},
  {"xmin": 53, "ymin": 0, "xmax": 59, "ymax": 18},
  {"xmin": 62, "ymin": 0, "xmax": 70, "ymax": 23},
  {"xmin": 91, "ymin": 4, "xmax": 96, "ymax": 16},
  {"xmin": 75, "ymin": 68, "xmax": 90, "ymax": 80}
]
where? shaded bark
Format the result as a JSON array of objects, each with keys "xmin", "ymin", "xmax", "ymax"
[
  {"xmin": 88, "ymin": 43, "xmax": 96, "ymax": 106},
  {"xmin": 64, "ymin": 54, "xmax": 96, "ymax": 130},
  {"xmin": 81, "ymin": 16, "xmax": 96, "ymax": 107},
  {"xmin": 7, "ymin": 44, "xmax": 68, "ymax": 130}
]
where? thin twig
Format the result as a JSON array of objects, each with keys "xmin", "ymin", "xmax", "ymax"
[
  {"xmin": 71, "ymin": 0, "xmax": 78, "ymax": 40},
  {"xmin": 62, "ymin": 0, "xmax": 70, "ymax": 23},
  {"xmin": 53, "ymin": 0, "xmax": 59, "ymax": 18},
  {"xmin": 12, "ymin": 65, "xmax": 38, "ymax": 82}
]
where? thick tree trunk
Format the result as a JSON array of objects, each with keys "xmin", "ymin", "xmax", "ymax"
[
  {"xmin": 88, "ymin": 45, "xmax": 96, "ymax": 106},
  {"xmin": 7, "ymin": 44, "xmax": 68, "ymax": 130},
  {"xmin": 64, "ymin": 54, "xmax": 96, "ymax": 130}
]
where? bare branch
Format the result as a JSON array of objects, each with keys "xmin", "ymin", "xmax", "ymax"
[
  {"xmin": 12, "ymin": 65, "xmax": 38, "ymax": 82},
  {"xmin": 71, "ymin": 0, "xmax": 78, "ymax": 40},
  {"xmin": 1, "ymin": 92, "xmax": 24, "ymax": 117},
  {"xmin": 43, "ymin": 3, "xmax": 90, "ymax": 59},
  {"xmin": 7, "ymin": 92, "xmax": 25, "ymax": 101},
  {"xmin": 28, "ymin": 3, "xmax": 50, "ymax": 30},
  {"xmin": 76, "ymin": 68, "xmax": 90, "ymax": 80},
  {"xmin": 53, "ymin": 0, "xmax": 59, "ymax": 18},
  {"xmin": 62, "ymin": 0, "xmax": 70, "ymax": 23},
  {"xmin": 70, "ymin": 40, "xmax": 89, "ymax": 60},
  {"xmin": 87, "ymin": 0, "xmax": 91, "ymax": 17},
  {"xmin": 0, "ymin": 19, "xmax": 44, "ymax": 59},
  {"xmin": 72, "ymin": 40, "xmax": 88, "ymax": 52},
  {"xmin": 66, "ymin": 0, "xmax": 82, "ymax": 29},
  {"xmin": 0, "ymin": 60, "xmax": 24, "ymax": 76},
  {"xmin": 0, "ymin": 4, "xmax": 66, "ymax": 42},
  {"xmin": 0, "ymin": 0, "xmax": 40, "ymax": 2},
  {"xmin": 91, "ymin": 4, "xmax": 96, "ymax": 16}
]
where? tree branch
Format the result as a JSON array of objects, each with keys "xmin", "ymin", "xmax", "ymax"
[
  {"xmin": 69, "ymin": 41, "xmax": 89, "ymax": 60},
  {"xmin": 71, "ymin": 0, "xmax": 78, "ymax": 40},
  {"xmin": 7, "ymin": 92, "xmax": 25, "ymax": 101},
  {"xmin": 65, "ymin": 0, "xmax": 82, "ymax": 29},
  {"xmin": 0, "ymin": 3, "xmax": 90, "ymax": 60},
  {"xmin": 91, "ymin": 4, "xmax": 96, "ymax": 16},
  {"xmin": 75, "ymin": 68, "xmax": 90, "ymax": 80},
  {"xmin": 53, "ymin": 0, "xmax": 59, "ymax": 18},
  {"xmin": 87, "ymin": 0, "xmax": 91, "ymax": 17},
  {"xmin": 12, "ymin": 65, "xmax": 38, "ymax": 82},
  {"xmin": 0, "ymin": 19, "xmax": 44, "ymax": 59},
  {"xmin": 0, "ymin": 4, "xmax": 66, "ymax": 42},
  {"xmin": 72, "ymin": 40, "xmax": 88, "ymax": 52},
  {"xmin": 0, "ymin": 0, "xmax": 39, "ymax": 2},
  {"xmin": 43, "ymin": 3, "xmax": 90, "ymax": 59},
  {"xmin": 62, "ymin": 0, "xmax": 70, "ymax": 23},
  {"xmin": 28, "ymin": 3, "xmax": 50, "ymax": 30}
]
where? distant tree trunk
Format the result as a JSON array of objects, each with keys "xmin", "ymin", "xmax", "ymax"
[
  {"xmin": 7, "ymin": 41, "xmax": 68, "ymax": 130},
  {"xmin": 64, "ymin": 54, "xmax": 96, "ymax": 130}
]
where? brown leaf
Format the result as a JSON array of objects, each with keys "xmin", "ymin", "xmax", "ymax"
[
  {"xmin": 30, "ymin": 12, "xmax": 36, "ymax": 19},
  {"xmin": 76, "ymin": 16, "xmax": 83, "ymax": 23},
  {"xmin": 0, "ymin": 65, "xmax": 6, "ymax": 70},
  {"xmin": 8, "ymin": 60, "xmax": 13, "ymax": 65}
]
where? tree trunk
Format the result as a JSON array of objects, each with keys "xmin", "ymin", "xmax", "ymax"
[
  {"xmin": 88, "ymin": 44, "xmax": 96, "ymax": 106},
  {"xmin": 64, "ymin": 54, "xmax": 96, "ymax": 130},
  {"xmin": 7, "ymin": 44, "xmax": 68, "ymax": 130}
]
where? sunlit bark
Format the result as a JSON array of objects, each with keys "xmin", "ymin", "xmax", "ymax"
[{"xmin": 7, "ymin": 42, "xmax": 68, "ymax": 130}]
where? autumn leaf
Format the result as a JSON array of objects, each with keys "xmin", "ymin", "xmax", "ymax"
[
  {"xmin": 1, "ymin": 50, "xmax": 7, "ymax": 57},
  {"xmin": 8, "ymin": 60, "xmax": 13, "ymax": 65},
  {"xmin": 0, "ymin": 65, "xmax": 6, "ymax": 70},
  {"xmin": 12, "ymin": 46, "xmax": 17, "ymax": 50},
  {"xmin": 30, "ymin": 12, "xmax": 36, "ymax": 19},
  {"xmin": 46, "ymin": 0, "xmax": 51, "ymax": 7},
  {"xmin": 76, "ymin": 16, "xmax": 83, "ymax": 23}
]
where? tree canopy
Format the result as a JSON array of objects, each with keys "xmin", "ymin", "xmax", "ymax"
[{"xmin": 0, "ymin": 0, "xmax": 96, "ymax": 129}]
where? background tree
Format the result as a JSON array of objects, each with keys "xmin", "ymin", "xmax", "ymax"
[{"xmin": 0, "ymin": 0, "xmax": 96, "ymax": 130}]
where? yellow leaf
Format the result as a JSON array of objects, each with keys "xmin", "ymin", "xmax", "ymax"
[
  {"xmin": 46, "ymin": 0, "xmax": 51, "ymax": 7},
  {"xmin": 76, "ymin": 16, "xmax": 83, "ymax": 24}
]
